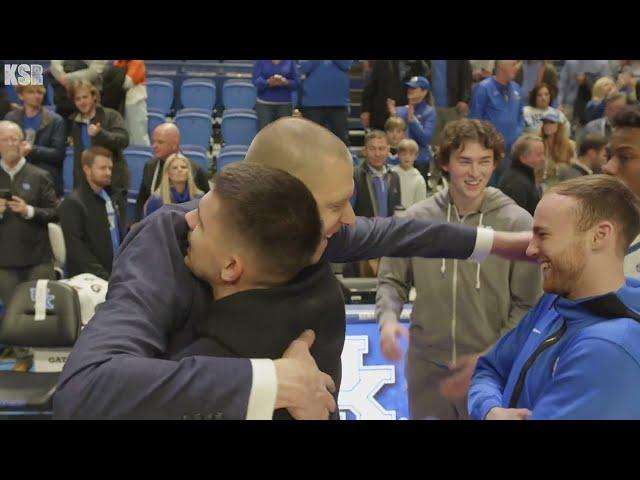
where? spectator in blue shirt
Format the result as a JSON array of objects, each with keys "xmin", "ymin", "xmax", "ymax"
[
  {"xmin": 470, "ymin": 60, "xmax": 524, "ymax": 183},
  {"xmin": 387, "ymin": 76, "xmax": 436, "ymax": 174},
  {"xmin": 252, "ymin": 60, "xmax": 299, "ymax": 131},
  {"xmin": 299, "ymin": 60, "xmax": 353, "ymax": 146}
]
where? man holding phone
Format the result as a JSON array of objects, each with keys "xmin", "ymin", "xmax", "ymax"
[{"xmin": 0, "ymin": 120, "xmax": 59, "ymax": 371}]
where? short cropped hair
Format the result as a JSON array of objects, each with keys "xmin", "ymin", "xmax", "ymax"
[{"xmin": 214, "ymin": 162, "xmax": 323, "ymax": 283}]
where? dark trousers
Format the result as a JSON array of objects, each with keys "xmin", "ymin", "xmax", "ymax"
[
  {"xmin": 302, "ymin": 106, "xmax": 350, "ymax": 146},
  {"xmin": 256, "ymin": 102, "xmax": 293, "ymax": 131},
  {"xmin": 0, "ymin": 261, "xmax": 55, "ymax": 359}
]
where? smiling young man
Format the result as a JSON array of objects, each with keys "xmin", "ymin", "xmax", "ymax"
[
  {"xmin": 469, "ymin": 175, "xmax": 640, "ymax": 420},
  {"xmin": 600, "ymin": 105, "xmax": 640, "ymax": 278},
  {"xmin": 54, "ymin": 117, "xmax": 535, "ymax": 421},
  {"xmin": 376, "ymin": 119, "xmax": 541, "ymax": 419}
]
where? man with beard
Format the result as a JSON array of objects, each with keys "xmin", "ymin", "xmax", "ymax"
[{"xmin": 468, "ymin": 175, "xmax": 640, "ymax": 420}]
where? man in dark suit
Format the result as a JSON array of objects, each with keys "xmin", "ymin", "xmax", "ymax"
[
  {"xmin": 58, "ymin": 146, "xmax": 126, "ymax": 280},
  {"xmin": 172, "ymin": 162, "xmax": 345, "ymax": 420},
  {"xmin": 135, "ymin": 123, "xmax": 210, "ymax": 222},
  {"xmin": 0, "ymin": 120, "xmax": 58, "ymax": 371}
]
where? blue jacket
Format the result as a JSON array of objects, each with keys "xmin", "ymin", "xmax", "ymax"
[
  {"xmin": 468, "ymin": 278, "xmax": 640, "ymax": 420},
  {"xmin": 395, "ymin": 101, "xmax": 436, "ymax": 165},
  {"xmin": 53, "ymin": 202, "xmax": 479, "ymax": 419},
  {"xmin": 470, "ymin": 77, "xmax": 524, "ymax": 151},
  {"xmin": 252, "ymin": 60, "xmax": 299, "ymax": 103},
  {"xmin": 299, "ymin": 60, "xmax": 352, "ymax": 107}
]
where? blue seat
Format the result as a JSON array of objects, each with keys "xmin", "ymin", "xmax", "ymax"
[
  {"xmin": 221, "ymin": 109, "xmax": 258, "ymax": 146},
  {"xmin": 124, "ymin": 147, "xmax": 154, "ymax": 197},
  {"xmin": 63, "ymin": 147, "xmax": 74, "ymax": 196},
  {"xmin": 147, "ymin": 108, "xmax": 166, "ymax": 139},
  {"xmin": 217, "ymin": 151, "xmax": 246, "ymax": 171},
  {"xmin": 222, "ymin": 80, "xmax": 257, "ymax": 109},
  {"xmin": 146, "ymin": 77, "xmax": 174, "ymax": 116},
  {"xmin": 180, "ymin": 144, "xmax": 209, "ymax": 173},
  {"xmin": 175, "ymin": 108, "xmax": 213, "ymax": 149},
  {"xmin": 220, "ymin": 144, "xmax": 249, "ymax": 154},
  {"xmin": 180, "ymin": 78, "xmax": 216, "ymax": 111}
]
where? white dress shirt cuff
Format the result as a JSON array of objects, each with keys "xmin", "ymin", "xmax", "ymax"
[
  {"xmin": 246, "ymin": 359, "xmax": 277, "ymax": 420},
  {"xmin": 468, "ymin": 227, "xmax": 494, "ymax": 263},
  {"xmin": 24, "ymin": 205, "xmax": 35, "ymax": 220}
]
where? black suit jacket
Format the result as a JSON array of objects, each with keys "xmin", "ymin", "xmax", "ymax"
[
  {"xmin": 134, "ymin": 156, "xmax": 210, "ymax": 222},
  {"xmin": 58, "ymin": 180, "xmax": 126, "ymax": 280},
  {"xmin": 172, "ymin": 261, "xmax": 346, "ymax": 420}
]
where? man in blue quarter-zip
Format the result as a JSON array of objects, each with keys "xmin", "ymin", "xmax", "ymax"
[
  {"xmin": 469, "ymin": 174, "xmax": 640, "ymax": 420},
  {"xmin": 470, "ymin": 60, "xmax": 524, "ymax": 184}
]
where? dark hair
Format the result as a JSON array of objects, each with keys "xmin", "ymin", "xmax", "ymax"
[
  {"xmin": 548, "ymin": 175, "xmax": 640, "ymax": 255},
  {"xmin": 437, "ymin": 119, "xmax": 504, "ymax": 177},
  {"xmin": 214, "ymin": 162, "xmax": 322, "ymax": 283},
  {"xmin": 528, "ymin": 82, "xmax": 556, "ymax": 108},
  {"xmin": 81, "ymin": 146, "xmax": 112, "ymax": 168},
  {"xmin": 612, "ymin": 104, "xmax": 640, "ymax": 129},
  {"xmin": 578, "ymin": 135, "xmax": 607, "ymax": 157}
]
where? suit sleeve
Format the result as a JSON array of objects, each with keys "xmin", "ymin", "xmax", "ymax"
[
  {"xmin": 31, "ymin": 171, "xmax": 59, "ymax": 224},
  {"xmin": 53, "ymin": 209, "xmax": 253, "ymax": 419},
  {"xmin": 321, "ymin": 215, "xmax": 478, "ymax": 263}
]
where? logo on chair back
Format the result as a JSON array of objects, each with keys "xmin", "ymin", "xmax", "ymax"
[{"xmin": 30, "ymin": 288, "xmax": 55, "ymax": 310}]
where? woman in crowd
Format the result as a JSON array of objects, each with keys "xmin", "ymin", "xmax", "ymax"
[
  {"xmin": 584, "ymin": 76, "xmax": 616, "ymax": 123},
  {"xmin": 143, "ymin": 153, "xmax": 204, "ymax": 218},
  {"xmin": 538, "ymin": 110, "xmax": 575, "ymax": 189},
  {"xmin": 252, "ymin": 60, "xmax": 299, "ymax": 130},
  {"xmin": 523, "ymin": 83, "xmax": 570, "ymax": 136}
]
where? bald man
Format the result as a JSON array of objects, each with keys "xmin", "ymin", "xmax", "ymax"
[
  {"xmin": 54, "ymin": 117, "xmax": 533, "ymax": 420},
  {"xmin": 135, "ymin": 123, "xmax": 210, "ymax": 221}
]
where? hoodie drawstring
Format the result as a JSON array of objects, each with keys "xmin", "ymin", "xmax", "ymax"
[
  {"xmin": 476, "ymin": 212, "xmax": 484, "ymax": 291},
  {"xmin": 441, "ymin": 202, "xmax": 452, "ymax": 277}
]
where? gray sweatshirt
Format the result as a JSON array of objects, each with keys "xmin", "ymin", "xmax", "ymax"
[{"xmin": 376, "ymin": 187, "xmax": 543, "ymax": 364}]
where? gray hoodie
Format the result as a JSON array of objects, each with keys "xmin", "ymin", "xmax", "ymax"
[{"xmin": 376, "ymin": 187, "xmax": 543, "ymax": 364}]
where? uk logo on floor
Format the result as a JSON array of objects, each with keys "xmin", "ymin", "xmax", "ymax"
[{"xmin": 338, "ymin": 327, "xmax": 409, "ymax": 420}]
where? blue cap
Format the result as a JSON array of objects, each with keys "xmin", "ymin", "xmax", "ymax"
[
  {"xmin": 541, "ymin": 110, "xmax": 560, "ymax": 123},
  {"xmin": 405, "ymin": 76, "xmax": 430, "ymax": 90}
]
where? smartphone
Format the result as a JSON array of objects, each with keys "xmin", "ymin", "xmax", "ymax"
[{"xmin": 0, "ymin": 189, "xmax": 12, "ymax": 201}]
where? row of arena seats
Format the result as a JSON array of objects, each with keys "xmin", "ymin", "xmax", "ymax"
[{"xmin": 147, "ymin": 77, "xmax": 258, "ymax": 115}]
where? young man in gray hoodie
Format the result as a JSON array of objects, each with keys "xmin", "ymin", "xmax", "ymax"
[{"xmin": 376, "ymin": 119, "xmax": 543, "ymax": 420}]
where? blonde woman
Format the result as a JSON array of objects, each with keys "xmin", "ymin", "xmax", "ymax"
[
  {"xmin": 538, "ymin": 111, "xmax": 576, "ymax": 189},
  {"xmin": 585, "ymin": 77, "xmax": 616, "ymax": 123},
  {"xmin": 143, "ymin": 153, "xmax": 204, "ymax": 218}
]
